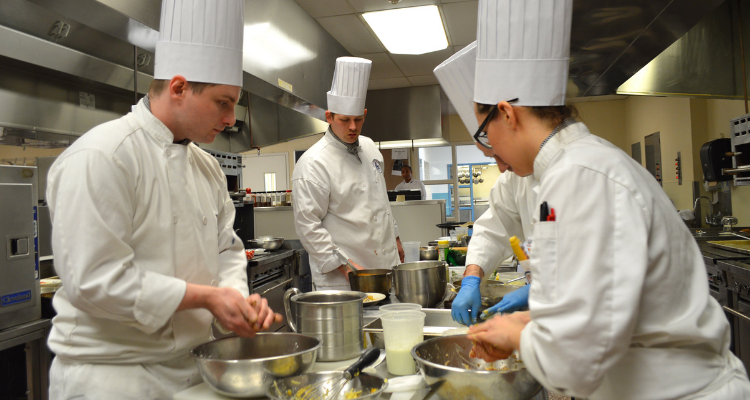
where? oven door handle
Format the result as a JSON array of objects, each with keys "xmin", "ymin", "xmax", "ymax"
[
  {"xmin": 259, "ymin": 278, "xmax": 293, "ymax": 297},
  {"xmin": 723, "ymin": 306, "xmax": 750, "ymax": 323}
]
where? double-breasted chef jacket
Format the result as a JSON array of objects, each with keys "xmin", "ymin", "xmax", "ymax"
[
  {"xmin": 47, "ymin": 98, "xmax": 248, "ymax": 364},
  {"xmin": 520, "ymin": 121, "xmax": 749, "ymax": 399},
  {"xmin": 293, "ymin": 129, "xmax": 400, "ymax": 290},
  {"xmin": 467, "ymin": 172, "xmax": 537, "ymax": 275}
]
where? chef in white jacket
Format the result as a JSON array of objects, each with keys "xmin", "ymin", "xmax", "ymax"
[
  {"xmin": 46, "ymin": 1, "xmax": 280, "ymax": 398},
  {"xmin": 394, "ymin": 165, "xmax": 427, "ymax": 200},
  {"xmin": 293, "ymin": 57, "xmax": 404, "ymax": 290},
  {"xmin": 467, "ymin": 1, "xmax": 750, "ymax": 399},
  {"xmin": 434, "ymin": 42, "xmax": 538, "ymax": 326}
]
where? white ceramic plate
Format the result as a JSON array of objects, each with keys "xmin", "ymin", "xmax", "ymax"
[{"xmin": 363, "ymin": 293, "xmax": 386, "ymax": 305}]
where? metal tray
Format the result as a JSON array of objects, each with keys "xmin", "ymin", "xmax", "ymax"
[{"xmin": 708, "ymin": 240, "xmax": 750, "ymax": 255}]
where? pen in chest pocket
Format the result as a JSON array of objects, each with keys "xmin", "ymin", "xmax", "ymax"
[{"xmin": 540, "ymin": 201, "xmax": 556, "ymax": 222}]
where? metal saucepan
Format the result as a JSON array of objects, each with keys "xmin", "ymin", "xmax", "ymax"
[
  {"xmin": 420, "ymin": 246, "xmax": 440, "ymax": 260},
  {"xmin": 348, "ymin": 269, "xmax": 392, "ymax": 297},
  {"xmin": 247, "ymin": 236, "xmax": 284, "ymax": 250},
  {"xmin": 190, "ymin": 333, "xmax": 321, "ymax": 398}
]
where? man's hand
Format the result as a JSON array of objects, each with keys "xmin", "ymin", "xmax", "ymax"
[
  {"xmin": 396, "ymin": 237, "xmax": 405, "ymax": 263},
  {"xmin": 204, "ymin": 287, "xmax": 260, "ymax": 337},
  {"xmin": 467, "ymin": 311, "xmax": 530, "ymax": 362},
  {"xmin": 179, "ymin": 284, "xmax": 282, "ymax": 338},
  {"xmin": 337, "ymin": 259, "xmax": 365, "ymax": 282},
  {"xmin": 245, "ymin": 293, "xmax": 283, "ymax": 332}
]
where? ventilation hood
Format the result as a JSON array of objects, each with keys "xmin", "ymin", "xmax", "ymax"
[{"xmin": 0, "ymin": 0, "xmax": 743, "ymax": 150}]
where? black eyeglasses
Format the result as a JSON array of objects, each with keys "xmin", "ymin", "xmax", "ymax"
[{"xmin": 473, "ymin": 98, "xmax": 518, "ymax": 149}]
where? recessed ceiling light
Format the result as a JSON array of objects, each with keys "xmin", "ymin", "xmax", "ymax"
[{"xmin": 363, "ymin": 5, "xmax": 448, "ymax": 55}]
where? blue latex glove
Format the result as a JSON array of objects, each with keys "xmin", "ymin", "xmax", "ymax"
[
  {"xmin": 482, "ymin": 284, "xmax": 530, "ymax": 320},
  {"xmin": 451, "ymin": 276, "xmax": 482, "ymax": 326}
]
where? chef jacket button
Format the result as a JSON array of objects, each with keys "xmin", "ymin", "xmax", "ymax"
[
  {"xmin": 166, "ymin": 148, "xmax": 171, "ymax": 156},
  {"xmin": 173, "ymin": 215, "xmax": 178, "ymax": 224},
  {"xmin": 211, "ymin": 279, "xmax": 218, "ymax": 287},
  {"xmin": 202, "ymin": 216, "xmax": 208, "ymax": 225},
  {"xmin": 189, "ymin": 156, "xmax": 193, "ymax": 164}
]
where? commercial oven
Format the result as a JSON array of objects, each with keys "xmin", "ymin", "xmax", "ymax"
[
  {"xmin": 247, "ymin": 249, "xmax": 295, "ymax": 332},
  {"xmin": 0, "ymin": 165, "xmax": 40, "ymax": 331}
]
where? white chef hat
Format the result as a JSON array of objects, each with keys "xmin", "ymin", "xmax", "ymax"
[
  {"xmin": 327, "ymin": 57, "xmax": 372, "ymax": 116},
  {"xmin": 474, "ymin": 0, "xmax": 573, "ymax": 106},
  {"xmin": 434, "ymin": 42, "xmax": 478, "ymax": 134},
  {"xmin": 154, "ymin": 0, "xmax": 244, "ymax": 87}
]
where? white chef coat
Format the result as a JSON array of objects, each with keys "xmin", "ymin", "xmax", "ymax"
[
  {"xmin": 519, "ymin": 122, "xmax": 750, "ymax": 399},
  {"xmin": 465, "ymin": 172, "xmax": 538, "ymax": 275},
  {"xmin": 394, "ymin": 179, "xmax": 426, "ymax": 200},
  {"xmin": 46, "ymin": 98, "xmax": 248, "ymax": 364},
  {"xmin": 293, "ymin": 129, "xmax": 400, "ymax": 290}
]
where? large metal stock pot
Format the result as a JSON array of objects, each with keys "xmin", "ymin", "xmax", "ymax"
[
  {"xmin": 392, "ymin": 261, "xmax": 448, "ymax": 308},
  {"xmin": 284, "ymin": 288, "xmax": 366, "ymax": 361},
  {"xmin": 190, "ymin": 333, "xmax": 321, "ymax": 398}
]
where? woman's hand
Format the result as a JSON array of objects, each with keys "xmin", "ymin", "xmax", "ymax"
[{"xmin": 467, "ymin": 311, "xmax": 531, "ymax": 362}]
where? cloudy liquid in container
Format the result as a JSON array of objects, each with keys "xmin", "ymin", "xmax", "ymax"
[{"xmin": 386, "ymin": 346, "xmax": 416, "ymax": 375}]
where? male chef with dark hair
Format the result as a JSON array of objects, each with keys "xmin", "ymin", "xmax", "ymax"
[
  {"xmin": 293, "ymin": 57, "xmax": 405, "ymax": 290},
  {"xmin": 434, "ymin": 42, "xmax": 538, "ymax": 326},
  {"xmin": 394, "ymin": 165, "xmax": 427, "ymax": 200},
  {"xmin": 46, "ymin": 1, "xmax": 280, "ymax": 398}
]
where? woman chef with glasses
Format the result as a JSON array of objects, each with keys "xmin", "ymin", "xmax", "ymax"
[{"xmin": 463, "ymin": 1, "xmax": 750, "ymax": 399}]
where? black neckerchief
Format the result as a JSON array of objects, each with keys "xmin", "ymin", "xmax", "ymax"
[{"xmin": 328, "ymin": 126, "xmax": 360, "ymax": 162}]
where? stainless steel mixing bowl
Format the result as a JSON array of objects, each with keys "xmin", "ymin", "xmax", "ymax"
[
  {"xmin": 266, "ymin": 371, "xmax": 387, "ymax": 400},
  {"xmin": 411, "ymin": 335, "xmax": 541, "ymax": 400},
  {"xmin": 247, "ymin": 236, "xmax": 284, "ymax": 250},
  {"xmin": 190, "ymin": 333, "xmax": 321, "ymax": 398}
]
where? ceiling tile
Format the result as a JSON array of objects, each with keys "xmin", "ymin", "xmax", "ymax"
[
  {"xmin": 360, "ymin": 53, "xmax": 403, "ymax": 79},
  {"xmin": 442, "ymin": 1, "xmax": 477, "ymax": 46},
  {"xmin": 293, "ymin": 0, "xmax": 356, "ymax": 18},
  {"xmin": 316, "ymin": 15, "xmax": 385, "ymax": 55},
  {"xmin": 368, "ymin": 77, "xmax": 412, "ymax": 90},
  {"xmin": 440, "ymin": 0, "xmax": 473, "ymax": 3},
  {"xmin": 390, "ymin": 47, "xmax": 455, "ymax": 76},
  {"xmin": 348, "ymin": 0, "xmax": 438, "ymax": 13},
  {"xmin": 407, "ymin": 75, "xmax": 440, "ymax": 86}
]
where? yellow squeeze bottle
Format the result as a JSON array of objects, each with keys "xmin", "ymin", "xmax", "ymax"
[{"xmin": 509, "ymin": 236, "xmax": 527, "ymax": 261}]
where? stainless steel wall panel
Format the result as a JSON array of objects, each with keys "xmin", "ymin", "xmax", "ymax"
[
  {"xmin": 242, "ymin": 0, "xmax": 350, "ymax": 109},
  {"xmin": 617, "ymin": 1, "xmax": 746, "ymax": 99},
  {"xmin": 569, "ymin": 0, "xmax": 726, "ymax": 97},
  {"xmin": 0, "ymin": 87, "xmax": 123, "ymax": 138},
  {"xmin": 248, "ymin": 93, "xmax": 280, "ymax": 148},
  {"xmin": 364, "ymin": 86, "xmax": 443, "ymax": 143},
  {"xmin": 277, "ymin": 105, "xmax": 329, "ymax": 142},
  {"xmin": 199, "ymin": 132, "xmax": 231, "ymax": 153},
  {"xmin": 0, "ymin": 25, "xmax": 152, "ymax": 95}
]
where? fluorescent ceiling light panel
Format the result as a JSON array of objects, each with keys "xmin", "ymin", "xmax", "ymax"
[
  {"xmin": 376, "ymin": 138, "xmax": 449, "ymax": 149},
  {"xmin": 363, "ymin": 6, "xmax": 448, "ymax": 55},
  {"xmin": 243, "ymin": 23, "xmax": 315, "ymax": 70}
]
